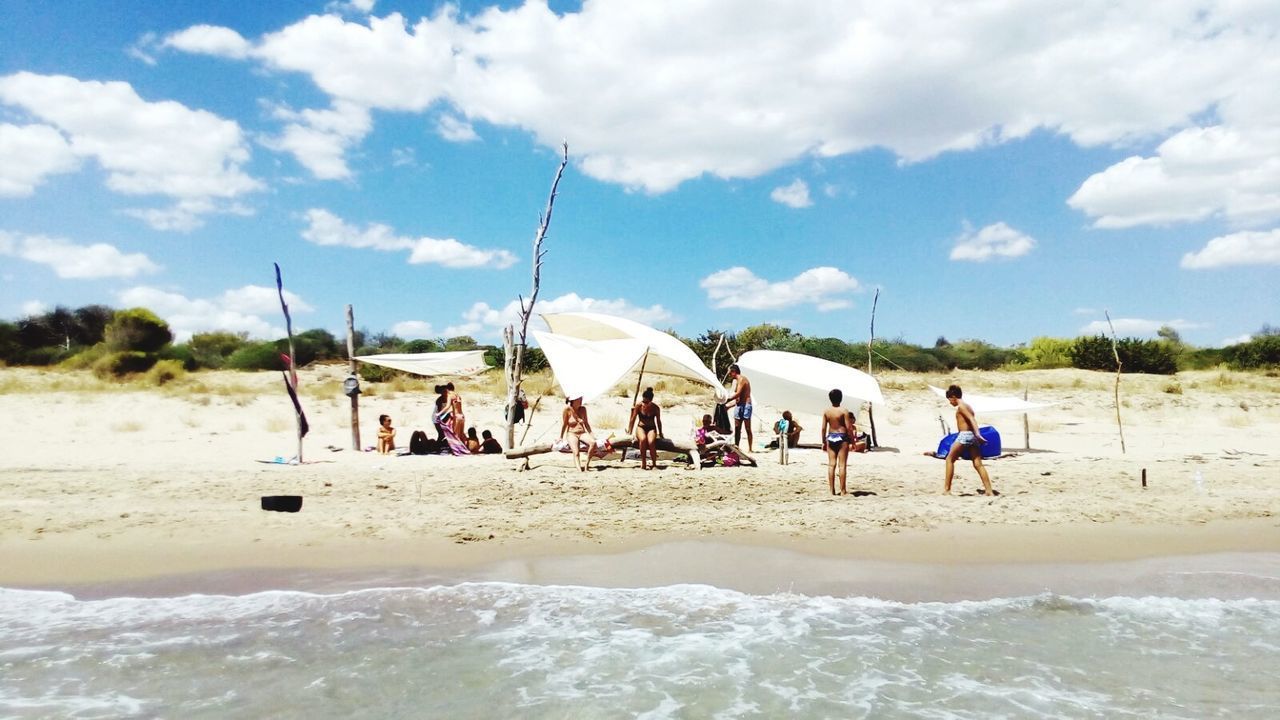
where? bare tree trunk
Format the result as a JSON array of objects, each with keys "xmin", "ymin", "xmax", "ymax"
[
  {"xmin": 346, "ymin": 304, "xmax": 360, "ymax": 451},
  {"xmin": 865, "ymin": 288, "xmax": 880, "ymax": 448},
  {"xmin": 505, "ymin": 142, "xmax": 569, "ymax": 448},
  {"xmin": 1105, "ymin": 310, "xmax": 1127, "ymax": 454}
]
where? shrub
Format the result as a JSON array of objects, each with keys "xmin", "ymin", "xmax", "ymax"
[
  {"xmin": 92, "ymin": 350, "xmax": 156, "ymax": 378},
  {"xmin": 1018, "ymin": 337, "xmax": 1074, "ymax": 369},
  {"xmin": 145, "ymin": 359, "xmax": 186, "ymax": 386},
  {"xmin": 1069, "ymin": 335, "xmax": 1177, "ymax": 375},
  {"xmin": 187, "ymin": 331, "xmax": 248, "ymax": 369},
  {"xmin": 60, "ymin": 343, "xmax": 109, "ymax": 370},
  {"xmin": 225, "ymin": 341, "xmax": 287, "ymax": 371},
  {"xmin": 1222, "ymin": 333, "xmax": 1280, "ymax": 369},
  {"xmin": 104, "ymin": 308, "xmax": 173, "ymax": 353},
  {"xmin": 158, "ymin": 343, "xmax": 198, "ymax": 371}
]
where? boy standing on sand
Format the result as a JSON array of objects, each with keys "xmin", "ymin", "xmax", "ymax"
[
  {"xmin": 944, "ymin": 384, "xmax": 995, "ymax": 496},
  {"xmin": 726, "ymin": 364, "xmax": 753, "ymax": 450},
  {"xmin": 821, "ymin": 389, "xmax": 857, "ymax": 495}
]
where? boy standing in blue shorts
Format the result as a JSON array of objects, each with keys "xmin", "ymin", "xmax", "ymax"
[{"xmin": 944, "ymin": 384, "xmax": 995, "ymax": 496}]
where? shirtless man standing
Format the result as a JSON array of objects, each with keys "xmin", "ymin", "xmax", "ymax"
[
  {"xmin": 726, "ymin": 364, "xmax": 753, "ymax": 450},
  {"xmin": 821, "ymin": 389, "xmax": 857, "ymax": 496},
  {"xmin": 944, "ymin": 384, "xmax": 995, "ymax": 496}
]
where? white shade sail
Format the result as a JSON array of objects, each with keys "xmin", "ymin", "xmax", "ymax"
[
  {"xmin": 736, "ymin": 350, "xmax": 885, "ymax": 416},
  {"xmin": 928, "ymin": 385, "xmax": 1056, "ymax": 414},
  {"xmin": 355, "ymin": 350, "xmax": 489, "ymax": 377},
  {"xmin": 540, "ymin": 312, "xmax": 727, "ymax": 399},
  {"xmin": 531, "ymin": 330, "xmax": 650, "ymax": 403}
]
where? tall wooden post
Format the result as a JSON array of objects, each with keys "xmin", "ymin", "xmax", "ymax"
[
  {"xmin": 347, "ymin": 304, "xmax": 360, "ymax": 451},
  {"xmin": 1022, "ymin": 386, "xmax": 1030, "ymax": 451}
]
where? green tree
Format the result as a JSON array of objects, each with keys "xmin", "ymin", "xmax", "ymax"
[
  {"xmin": 736, "ymin": 323, "xmax": 798, "ymax": 352},
  {"xmin": 104, "ymin": 308, "xmax": 173, "ymax": 353},
  {"xmin": 443, "ymin": 335, "xmax": 479, "ymax": 351},
  {"xmin": 187, "ymin": 331, "xmax": 248, "ymax": 369}
]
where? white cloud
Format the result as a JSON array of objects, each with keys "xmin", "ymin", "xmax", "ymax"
[
  {"xmin": 0, "ymin": 72, "xmax": 262, "ymax": 230},
  {"xmin": 444, "ymin": 292, "xmax": 675, "ymax": 338},
  {"xmin": 166, "ymin": 3, "xmax": 1280, "ymax": 193},
  {"xmin": 0, "ymin": 231, "xmax": 160, "ymax": 279},
  {"xmin": 1068, "ymin": 125, "xmax": 1280, "ymax": 228},
  {"xmin": 437, "ymin": 114, "xmax": 479, "ymax": 142},
  {"xmin": 0, "ymin": 123, "xmax": 80, "ymax": 196},
  {"xmin": 20, "ymin": 300, "xmax": 48, "ymax": 316},
  {"xmin": 1221, "ymin": 333, "xmax": 1253, "ymax": 346},
  {"xmin": 949, "ymin": 221, "xmax": 1036, "ymax": 262},
  {"xmin": 327, "ymin": 0, "xmax": 378, "ymax": 17},
  {"xmin": 1181, "ymin": 229, "xmax": 1280, "ymax": 269},
  {"xmin": 391, "ymin": 147, "xmax": 417, "ymax": 167},
  {"xmin": 262, "ymin": 100, "xmax": 372, "ymax": 180},
  {"xmin": 770, "ymin": 179, "xmax": 812, "ymax": 208},
  {"xmin": 115, "ymin": 285, "xmax": 310, "ymax": 342},
  {"xmin": 700, "ymin": 266, "xmax": 860, "ymax": 311},
  {"xmin": 1078, "ymin": 317, "xmax": 1201, "ymax": 337},
  {"xmin": 391, "ymin": 320, "xmax": 435, "ymax": 338},
  {"xmin": 301, "ymin": 208, "xmax": 518, "ymax": 268},
  {"xmin": 162, "ymin": 25, "xmax": 253, "ymax": 59}
]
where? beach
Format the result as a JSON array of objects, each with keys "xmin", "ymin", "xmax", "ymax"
[
  {"xmin": 1, "ymin": 364, "xmax": 1278, "ymax": 589},
  {"xmin": 3, "ymin": 365, "xmax": 1280, "ymax": 717}
]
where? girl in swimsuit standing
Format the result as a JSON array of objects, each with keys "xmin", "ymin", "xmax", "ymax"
[
  {"xmin": 446, "ymin": 382, "xmax": 466, "ymax": 440},
  {"xmin": 821, "ymin": 388, "xmax": 857, "ymax": 496},
  {"xmin": 560, "ymin": 396, "xmax": 597, "ymax": 472},
  {"xmin": 627, "ymin": 387, "xmax": 664, "ymax": 470}
]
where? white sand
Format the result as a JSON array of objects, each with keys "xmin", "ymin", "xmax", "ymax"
[{"xmin": 2, "ymin": 365, "xmax": 1278, "ymax": 586}]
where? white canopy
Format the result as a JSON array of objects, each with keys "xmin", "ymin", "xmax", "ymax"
[
  {"xmin": 531, "ymin": 330, "xmax": 650, "ymax": 403},
  {"xmin": 737, "ymin": 350, "xmax": 885, "ymax": 416},
  {"xmin": 355, "ymin": 350, "xmax": 489, "ymax": 377},
  {"xmin": 928, "ymin": 385, "xmax": 1056, "ymax": 414},
  {"xmin": 541, "ymin": 312, "xmax": 727, "ymax": 399}
]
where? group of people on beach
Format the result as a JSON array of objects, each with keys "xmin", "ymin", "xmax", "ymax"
[
  {"xmin": 374, "ymin": 382, "xmax": 503, "ymax": 456},
  {"xmin": 555, "ymin": 363, "xmax": 997, "ymax": 497}
]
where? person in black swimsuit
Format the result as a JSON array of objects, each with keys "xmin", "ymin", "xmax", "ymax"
[
  {"xmin": 821, "ymin": 388, "xmax": 857, "ymax": 496},
  {"xmin": 627, "ymin": 386, "xmax": 664, "ymax": 470}
]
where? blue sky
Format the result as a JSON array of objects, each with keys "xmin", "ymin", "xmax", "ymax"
[{"xmin": 2, "ymin": 0, "xmax": 1277, "ymax": 349}]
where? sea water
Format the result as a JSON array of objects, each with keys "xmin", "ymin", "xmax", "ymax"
[{"xmin": 3, "ymin": 576, "xmax": 1280, "ymax": 719}]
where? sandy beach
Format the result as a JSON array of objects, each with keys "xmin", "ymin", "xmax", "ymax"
[{"xmin": 3, "ymin": 365, "xmax": 1279, "ymax": 590}]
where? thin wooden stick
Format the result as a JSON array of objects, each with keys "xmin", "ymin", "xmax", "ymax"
[{"xmin": 1105, "ymin": 310, "xmax": 1127, "ymax": 454}]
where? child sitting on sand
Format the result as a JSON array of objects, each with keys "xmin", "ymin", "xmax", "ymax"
[{"xmin": 377, "ymin": 414, "xmax": 396, "ymax": 454}]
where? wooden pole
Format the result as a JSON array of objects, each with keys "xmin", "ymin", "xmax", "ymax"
[
  {"xmin": 1105, "ymin": 310, "xmax": 1127, "ymax": 454},
  {"xmin": 347, "ymin": 304, "xmax": 360, "ymax": 451},
  {"xmin": 1022, "ymin": 386, "xmax": 1030, "ymax": 451},
  {"xmin": 630, "ymin": 348, "xmax": 651, "ymax": 406},
  {"xmin": 866, "ymin": 288, "xmax": 880, "ymax": 447}
]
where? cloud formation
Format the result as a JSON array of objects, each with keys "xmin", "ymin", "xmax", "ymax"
[
  {"xmin": 949, "ymin": 222, "xmax": 1036, "ymax": 262},
  {"xmin": 770, "ymin": 179, "xmax": 813, "ymax": 208},
  {"xmin": 700, "ymin": 266, "xmax": 859, "ymax": 311},
  {"xmin": 162, "ymin": 1, "xmax": 1280, "ymax": 202},
  {"xmin": 0, "ymin": 72, "xmax": 262, "ymax": 230},
  {"xmin": 301, "ymin": 208, "xmax": 517, "ymax": 268},
  {"xmin": 0, "ymin": 231, "xmax": 160, "ymax": 279},
  {"xmin": 116, "ymin": 285, "xmax": 312, "ymax": 342},
  {"xmin": 0, "ymin": 123, "xmax": 80, "ymax": 196},
  {"xmin": 1078, "ymin": 317, "xmax": 1201, "ymax": 337},
  {"xmin": 444, "ymin": 292, "xmax": 675, "ymax": 338},
  {"xmin": 1181, "ymin": 229, "xmax": 1280, "ymax": 269}
]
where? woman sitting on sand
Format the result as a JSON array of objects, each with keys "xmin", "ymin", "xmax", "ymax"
[
  {"xmin": 465, "ymin": 427, "xmax": 481, "ymax": 454},
  {"xmin": 559, "ymin": 396, "xmax": 597, "ymax": 472},
  {"xmin": 627, "ymin": 387, "xmax": 664, "ymax": 470}
]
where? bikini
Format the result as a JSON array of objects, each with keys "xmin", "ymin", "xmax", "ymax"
[
  {"xmin": 826, "ymin": 431, "xmax": 848, "ymax": 451},
  {"xmin": 566, "ymin": 409, "xmax": 587, "ymax": 435},
  {"xmin": 635, "ymin": 403, "xmax": 657, "ymax": 431}
]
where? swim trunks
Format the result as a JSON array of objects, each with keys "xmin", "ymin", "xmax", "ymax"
[
  {"xmin": 734, "ymin": 402, "xmax": 753, "ymax": 420},
  {"xmin": 826, "ymin": 431, "xmax": 847, "ymax": 451},
  {"xmin": 956, "ymin": 430, "xmax": 977, "ymax": 446}
]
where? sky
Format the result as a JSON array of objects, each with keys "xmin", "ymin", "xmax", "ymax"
[{"xmin": 1, "ymin": 0, "xmax": 1278, "ymax": 351}]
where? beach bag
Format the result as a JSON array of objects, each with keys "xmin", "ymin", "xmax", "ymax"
[
  {"xmin": 409, "ymin": 430, "xmax": 430, "ymax": 455},
  {"xmin": 722, "ymin": 451, "xmax": 740, "ymax": 467}
]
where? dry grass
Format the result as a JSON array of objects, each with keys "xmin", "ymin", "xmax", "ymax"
[
  {"xmin": 264, "ymin": 416, "xmax": 291, "ymax": 433},
  {"xmin": 111, "ymin": 420, "xmax": 144, "ymax": 433}
]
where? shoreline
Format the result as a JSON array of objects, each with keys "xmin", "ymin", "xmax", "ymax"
[{"xmin": 8, "ymin": 518, "xmax": 1280, "ymax": 600}]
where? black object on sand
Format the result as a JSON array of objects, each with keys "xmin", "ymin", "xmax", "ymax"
[{"xmin": 261, "ymin": 495, "xmax": 303, "ymax": 512}]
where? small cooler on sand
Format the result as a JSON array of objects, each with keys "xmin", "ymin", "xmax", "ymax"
[{"xmin": 936, "ymin": 425, "xmax": 1001, "ymax": 459}]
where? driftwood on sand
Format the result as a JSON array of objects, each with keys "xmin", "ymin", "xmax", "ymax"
[{"xmin": 504, "ymin": 437, "xmax": 758, "ymax": 468}]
